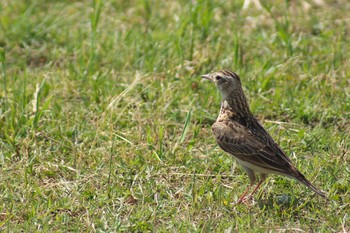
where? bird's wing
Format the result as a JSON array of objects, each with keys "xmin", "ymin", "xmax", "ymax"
[{"xmin": 212, "ymin": 121, "xmax": 294, "ymax": 174}]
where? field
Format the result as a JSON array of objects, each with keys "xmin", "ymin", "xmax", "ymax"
[{"xmin": 0, "ymin": 0, "xmax": 349, "ymax": 232}]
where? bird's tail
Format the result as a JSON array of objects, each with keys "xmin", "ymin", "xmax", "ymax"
[{"xmin": 296, "ymin": 171, "xmax": 327, "ymax": 199}]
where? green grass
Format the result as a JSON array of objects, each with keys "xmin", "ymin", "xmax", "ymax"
[{"xmin": 0, "ymin": 0, "xmax": 349, "ymax": 232}]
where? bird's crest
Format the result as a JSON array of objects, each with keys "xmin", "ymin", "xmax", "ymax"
[{"xmin": 219, "ymin": 70, "xmax": 241, "ymax": 81}]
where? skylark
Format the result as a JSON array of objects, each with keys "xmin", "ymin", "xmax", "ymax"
[{"xmin": 202, "ymin": 70, "xmax": 326, "ymax": 204}]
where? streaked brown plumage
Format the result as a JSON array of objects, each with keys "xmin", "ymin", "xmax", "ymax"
[{"xmin": 202, "ymin": 70, "xmax": 326, "ymax": 204}]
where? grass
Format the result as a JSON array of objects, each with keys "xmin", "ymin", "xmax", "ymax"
[{"xmin": 0, "ymin": 0, "xmax": 349, "ymax": 232}]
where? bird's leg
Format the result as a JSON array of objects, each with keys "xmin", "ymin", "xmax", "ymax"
[
  {"xmin": 236, "ymin": 168, "xmax": 256, "ymax": 204},
  {"xmin": 236, "ymin": 184, "xmax": 254, "ymax": 204},
  {"xmin": 245, "ymin": 173, "xmax": 267, "ymax": 200}
]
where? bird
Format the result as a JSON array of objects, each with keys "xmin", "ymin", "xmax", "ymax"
[{"xmin": 201, "ymin": 70, "xmax": 327, "ymax": 204}]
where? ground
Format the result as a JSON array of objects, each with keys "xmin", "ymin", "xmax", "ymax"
[{"xmin": 0, "ymin": 0, "xmax": 349, "ymax": 232}]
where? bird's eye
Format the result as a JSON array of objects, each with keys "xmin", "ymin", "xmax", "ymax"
[{"xmin": 215, "ymin": 75, "xmax": 223, "ymax": 81}]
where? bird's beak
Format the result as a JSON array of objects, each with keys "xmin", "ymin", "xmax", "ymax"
[{"xmin": 201, "ymin": 74, "xmax": 213, "ymax": 82}]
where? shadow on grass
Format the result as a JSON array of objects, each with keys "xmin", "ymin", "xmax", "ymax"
[{"xmin": 257, "ymin": 194, "xmax": 318, "ymax": 210}]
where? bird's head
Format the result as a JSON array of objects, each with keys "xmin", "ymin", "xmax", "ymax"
[{"xmin": 201, "ymin": 70, "xmax": 242, "ymax": 100}]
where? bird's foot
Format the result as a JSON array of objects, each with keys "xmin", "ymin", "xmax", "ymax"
[
  {"xmin": 233, "ymin": 195, "xmax": 255, "ymax": 206},
  {"xmin": 241, "ymin": 195, "xmax": 255, "ymax": 205}
]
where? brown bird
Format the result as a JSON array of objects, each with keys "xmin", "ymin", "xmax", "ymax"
[{"xmin": 202, "ymin": 70, "xmax": 326, "ymax": 204}]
